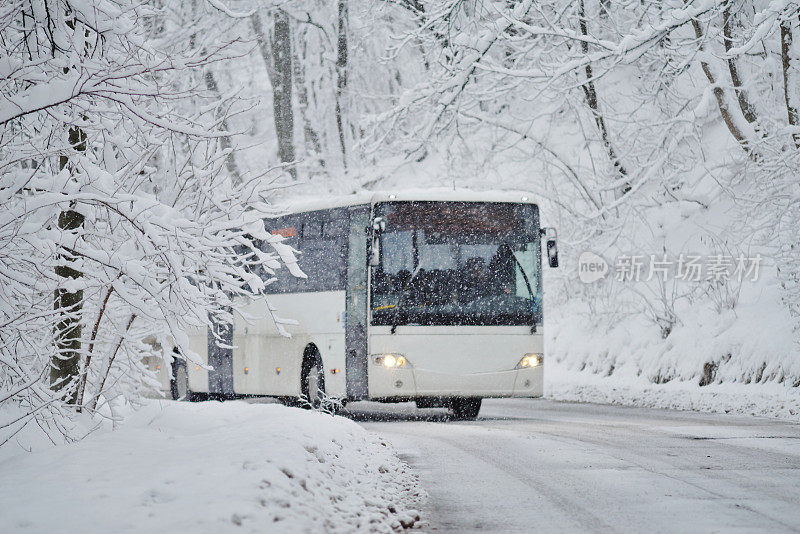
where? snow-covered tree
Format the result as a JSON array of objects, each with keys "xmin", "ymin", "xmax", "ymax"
[{"xmin": 0, "ymin": 0, "xmax": 302, "ymax": 445}]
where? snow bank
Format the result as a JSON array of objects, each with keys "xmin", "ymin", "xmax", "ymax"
[
  {"xmin": 0, "ymin": 401, "xmax": 424, "ymax": 533},
  {"xmin": 547, "ymin": 359, "xmax": 800, "ymax": 422},
  {"xmin": 546, "ymin": 250, "xmax": 800, "ymax": 389},
  {"xmin": 546, "ymin": 275, "xmax": 800, "ymax": 420}
]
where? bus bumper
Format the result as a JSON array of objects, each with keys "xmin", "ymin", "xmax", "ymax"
[{"xmin": 367, "ymin": 365, "xmax": 543, "ymax": 399}]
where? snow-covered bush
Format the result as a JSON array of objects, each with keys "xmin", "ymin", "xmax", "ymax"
[{"xmin": 0, "ymin": 0, "xmax": 301, "ymax": 446}]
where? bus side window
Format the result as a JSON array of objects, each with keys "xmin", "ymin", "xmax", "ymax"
[
  {"xmin": 263, "ymin": 215, "xmax": 302, "ymax": 294},
  {"xmin": 291, "ymin": 209, "xmax": 349, "ymax": 292},
  {"xmin": 325, "ymin": 209, "xmax": 348, "ymax": 237},
  {"xmin": 302, "ymin": 218, "xmax": 323, "ymax": 239},
  {"xmin": 261, "ymin": 209, "xmax": 350, "ymax": 294}
]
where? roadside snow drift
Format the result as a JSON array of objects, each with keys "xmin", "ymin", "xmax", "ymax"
[
  {"xmin": 0, "ymin": 401, "xmax": 423, "ymax": 533},
  {"xmin": 547, "ymin": 360, "xmax": 800, "ymax": 422}
]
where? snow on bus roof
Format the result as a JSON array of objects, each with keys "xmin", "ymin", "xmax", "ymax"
[{"xmin": 274, "ymin": 189, "xmax": 538, "ymax": 217}]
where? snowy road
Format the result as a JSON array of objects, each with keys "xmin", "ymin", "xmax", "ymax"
[{"xmin": 347, "ymin": 399, "xmax": 800, "ymax": 533}]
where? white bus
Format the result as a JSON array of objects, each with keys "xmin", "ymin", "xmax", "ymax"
[{"xmin": 162, "ymin": 191, "xmax": 558, "ymax": 419}]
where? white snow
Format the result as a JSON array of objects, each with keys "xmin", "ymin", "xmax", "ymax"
[
  {"xmin": 0, "ymin": 401, "xmax": 423, "ymax": 534},
  {"xmin": 355, "ymin": 398, "xmax": 800, "ymax": 533},
  {"xmin": 547, "ymin": 359, "xmax": 800, "ymax": 422}
]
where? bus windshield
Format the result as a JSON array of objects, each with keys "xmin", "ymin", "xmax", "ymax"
[{"xmin": 370, "ymin": 201, "xmax": 542, "ymax": 327}]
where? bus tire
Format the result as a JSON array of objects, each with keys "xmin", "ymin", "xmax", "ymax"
[
  {"xmin": 171, "ymin": 361, "xmax": 206, "ymax": 402},
  {"xmin": 451, "ymin": 397, "xmax": 482, "ymax": 420},
  {"xmin": 300, "ymin": 349, "xmax": 325, "ymax": 409}
]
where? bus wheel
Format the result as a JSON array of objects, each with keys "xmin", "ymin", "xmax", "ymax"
[
  {"xmin": 451, "ymin": 397, "xmax": 482, "ymax": 420},
  {"xmin": 301, "ymin": 355, "xmax": 325, "ymax": 409}
]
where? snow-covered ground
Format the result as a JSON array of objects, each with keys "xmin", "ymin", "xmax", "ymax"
[
  {"xmin": 2, "ymin": 367, "xmax": 797, "ymax": 534},
  {"xmin": 354, "ymin": 398, "xmax": 800, "ymax": 532},
  {"xmin": 547, "ymin": 360, "xmax": 800, "ymax": 423},
  {"xmin": 0, "ymin": 401, "xmax": 423, "ymax": 534}
]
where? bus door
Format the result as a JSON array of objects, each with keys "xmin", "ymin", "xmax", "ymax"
[
  {"xmin": 345, "ymin": 205, "xmax": 370, "ymax": 399},
  {"xmin": 208, "ymin": 311, "xmax": 234, "ymax": 398}
]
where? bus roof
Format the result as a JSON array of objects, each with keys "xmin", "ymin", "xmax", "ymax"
[{"xmin": 276, "ymin": 189, "xmax": 538, "ymax": 216}]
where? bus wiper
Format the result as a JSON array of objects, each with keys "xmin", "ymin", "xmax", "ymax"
[
  {"xmin": 390, "ymin": 265, "xmax": 422, "ymax": 334},
  {"xmin": 509, "ymin": 250, "xmax": 538, "ymax": 334}
]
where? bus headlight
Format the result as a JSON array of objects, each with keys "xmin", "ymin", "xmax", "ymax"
[
  {"xmin": 517, "ymin": 353, "xmax": 543, "ymax": 369},
  {"xmin": 373, "ymin": 354, "xmax": 409, "ymax": 368}
]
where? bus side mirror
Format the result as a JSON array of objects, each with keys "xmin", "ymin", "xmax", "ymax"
[
  {"xmin": 547, "ymin": 239, "xmax": 559, "ymax": 268},
  {"xmin": 369, "ymin": 235, "xmax": 381, "ymax": 266},
  {"xmin": 541, "ymin": 227, "xmax": 559, "ymax": 268},
  {"xmin": 372, "ymin": 217, "xmax": 387, "ymax": 232},
  {"xmin": 369, "ymin": 217, "xmax": 386, "ymax": 267}
]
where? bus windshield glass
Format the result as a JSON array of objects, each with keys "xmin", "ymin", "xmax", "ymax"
[{"xmin": 370, "ymin": 201, "xmax": 541, "ymax": 327}]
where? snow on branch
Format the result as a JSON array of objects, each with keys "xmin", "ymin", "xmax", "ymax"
[{"xmin": 0, "ymin": 0, "xmax": 301, "ymax": 446}]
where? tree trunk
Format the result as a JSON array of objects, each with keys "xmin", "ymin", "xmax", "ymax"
[
  {"xmin": 334, "ymin": 0, "xmax": 348, "ymax": 169},
  {"xmin": 51, "ymin": 126, "xmax": 86, "ymax": 404},
  {"xmin": 577, "ymin": 0, "xmax": 629, "ymax": 196},
  {"xmin": 723, "ymin": 5, "xmax": 759, "ymax": 124},
  {"xmin": 781, "ymin": 19, "xmax": 800, "ymax": 147},
  {"xmin": 689, "ymin": 18, "xmax": 752, "ymax": 155},
  {"xmin": 292, "ymin": 29, "xmax": 324, "ymax": 168},
  {"xmin": 271, "ymin": 9, "xmax": 296, "ymax": 179},
  {"xmin": 189, "ymin": 0, "xmax": 241, "ymax": 182}
]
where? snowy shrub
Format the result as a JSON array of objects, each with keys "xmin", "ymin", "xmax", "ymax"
[{"xmin": 0, "ymin": 1, "xmax": 302, "ymax": 446}]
